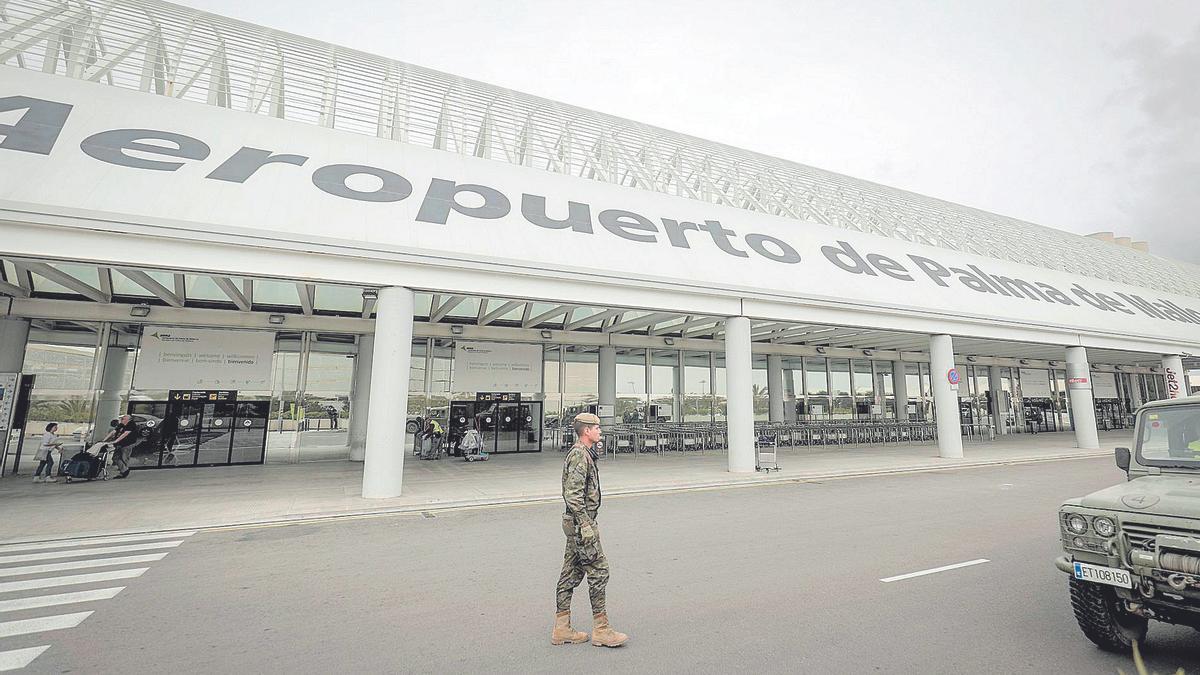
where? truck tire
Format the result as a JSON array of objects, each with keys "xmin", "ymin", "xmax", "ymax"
[{"xmin": 1068, "ymin": 576, "xmax": 1147, "ymax": 653}]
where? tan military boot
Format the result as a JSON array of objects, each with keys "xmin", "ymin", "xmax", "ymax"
[
  {"xmin": 551, "ymin": 611, "xmax": 588, "ymax": 645},
  {"xmin": 591, "ymin": 612, "xmax": 628, "ymax": 647}
]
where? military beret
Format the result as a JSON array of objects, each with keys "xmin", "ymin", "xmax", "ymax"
[{"xmin": 573, "ymin": 412, "xmax": 601, "ymax": 426}]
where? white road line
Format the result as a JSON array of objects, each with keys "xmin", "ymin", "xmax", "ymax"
[
  {"xmin": 0, "ymin": 587, "xmax": 124, "ymax": 613},
  {"xmin": 0, "ymin": 540, "xmax": 183, "ymax": 565},
  {"xmin": 880, "ymin": 559, "xmax": 991, "ymax": 583},
  {"xmin": 0, "ymin": 531, "xmax": 196, "ymax": 553},
  {"xmin": 0, "ymin": 553, "xmax": 169, "ymax": 578},
  {"xmin": 0, "ymin": 646, "xmax": 50, "ymax": 672},
  {"xmin": 0, "ymin": 611, "xmax": 92, "ymax": 639},
  {"xmin": 0, "ymin": 568, "xmax": 147, "ymax": 594}
]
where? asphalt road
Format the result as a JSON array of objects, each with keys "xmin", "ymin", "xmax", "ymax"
[{"xmin": 4, "ymin": 456, "xmax": 1198, "ymax": 673}]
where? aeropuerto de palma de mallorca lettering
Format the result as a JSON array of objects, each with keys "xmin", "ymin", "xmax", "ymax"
[{"xmin": 0, "ymin": 0, "xmax": 1197, "ymax": 498}]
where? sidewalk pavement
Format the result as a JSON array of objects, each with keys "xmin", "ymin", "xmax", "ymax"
[{"xmin": 0, "ymin": 431, "xmax": 1130, "ymax": 544}]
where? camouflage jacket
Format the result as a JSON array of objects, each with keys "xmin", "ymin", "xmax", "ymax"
[{"xmin": 562, "ymin": 442, "xmax": 601, "ymax": 528}]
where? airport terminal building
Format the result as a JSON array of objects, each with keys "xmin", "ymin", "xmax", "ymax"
[{"xmin": 1, "ymin": 0, "xmax": 1198, "ymax": 497}]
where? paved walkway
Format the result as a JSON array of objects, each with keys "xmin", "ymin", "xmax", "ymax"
[{"xmin": 0, "ymin": 431, "xmax": 1129, "ymax": 543}]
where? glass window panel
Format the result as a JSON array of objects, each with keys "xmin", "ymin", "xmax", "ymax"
[
  {"xmin": 829, "ymin": 359, "xmax": 851, "ymax": 397},
  {"xmin": 712, "ymin": 353, "xmax": 727, "ymax": 422},
  {"xmin": 616, "ymin": 351, "xmax": 646, "ymax": 395},
  {"xmin": 22, "ymin": 343, "xmax": 96, "ymax": 390},
  {"xmin": 111, "ymin": 274, "xmax": 154, "ymax": 297},
  {"xmin": 185, "ymin": 276, "xmax": 241, "ymax": 302},
  {"xmin": 305, "ymin": 351, "xmax": 354, "ymax": 392},
  {"xmin": 805, "ymin": 358, "xmax": 828, "ymax": 396},
  {"xmin": 649, "ymin": 349, "xmax": 676, "ymax": 422},
  {"xmin": 314, "ymin": 285, "xmax": 364, "ymax": 312},
  {"xmin": 543, "ymin": 346, "xmax": 561, "ymax": 393},
  {"xmin": 616, "ymin": 348, "xmax": 646, "ymax": 422},
  {"xmin": 53, "ymin": 263, "xmax": 101, "ymax": 288},
  {"xmin": 445, "ymin": 297, "xmax": 482, "ymax": 319},
  {"xmin": 254, "ymin": 280, "xmax": 300, "ymax": 306},
  {"xmin": 853, "ymin": 359, "xmax": 874, "ymax": 397},
  {"xmin": 683, "ymin": 351, "xmax": 712, "ymax": 422},
  {"xmin": 564, "ymin": 346, "xmax": 598, "ymax": 394},
  {"xmin": 413, "ymin": 293, "xmax": 434, "ymax": 318},
  {"xmin": 752, "ymin": 355, "xmax": 768, "ymax": 421}
]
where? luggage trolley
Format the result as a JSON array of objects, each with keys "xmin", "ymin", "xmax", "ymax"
[{"xmin": 755, "ymin": 432, "xmax": 780, "ymax": 472}]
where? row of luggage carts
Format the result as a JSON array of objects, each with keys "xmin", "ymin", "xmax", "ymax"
[
  {"xmin": 554, "ymin": 418, "xmax": 991, "ymax": 458},
  {"xmin": 751, "ymin": 420, "xmax": 942, "ymax": 448},
  {"xmin": 600, "ymin": 423, "xmax": 728, "ymax": 457}
]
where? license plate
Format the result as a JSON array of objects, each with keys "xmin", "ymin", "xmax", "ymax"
[{"xmin": 1074, "ymin": 562, "xmax": 1133, "ymax": 589}]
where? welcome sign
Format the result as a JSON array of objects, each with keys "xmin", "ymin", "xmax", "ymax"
[
  {"xmin": 133, "ymin": 326, "xmax": 275, "ymax": 391},
  {"xmin": 2, "ymin": 67, "xmax": 1199, "ymax": 349}
]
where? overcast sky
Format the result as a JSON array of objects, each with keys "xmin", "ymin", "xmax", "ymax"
[{"xmin": 184, "ymin": 0, "xmax": 1200, "ymax": 264}]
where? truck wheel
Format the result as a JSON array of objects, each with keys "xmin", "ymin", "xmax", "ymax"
[{"xmin": 1068, "ymin": 576, "xmax": 1147, "ymax": 652}]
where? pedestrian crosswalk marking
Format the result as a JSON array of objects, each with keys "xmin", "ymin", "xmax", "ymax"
[
  {"xmin": 0, "ymin": 568, "xmax": 147, "ymax": 594},
  {"xmin": 0, "ymin": 531, "xmax": 196, "ymax": 554},
  {"xmin": 0, "ymin": 553, "xmax": 169, "ymax": 579},
  {"xmin": 0, "ymin": 531, "xmax": 190, "ymax": 671},
  {"xmin": 0, "ymin": 540, "xmax": 183, "ymax": 565},
  {"xmin": 0, "ymin": 588, "xmax": 124, "ymax": 614},
  {"xmin": 0, "ymin": 612, "xmax": 92, "ymax": 639},
  {"xmin": 0, "ymin": 646, "xmax": 49, "ymax": 672}
]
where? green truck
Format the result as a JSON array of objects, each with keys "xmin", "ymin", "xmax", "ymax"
[{"xmin": 1056, "ymin": 396, "xmax": 1200, "ymax": 652}]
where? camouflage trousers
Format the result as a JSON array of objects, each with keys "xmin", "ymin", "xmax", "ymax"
[{"xmin": 555, "ymin": 529, "xmax": 610, "ymax": 614}]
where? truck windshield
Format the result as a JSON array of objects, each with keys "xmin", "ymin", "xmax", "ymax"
[{"xmin": 1136, "ymin": 404, "xmax": 1200, "ymax": 469}]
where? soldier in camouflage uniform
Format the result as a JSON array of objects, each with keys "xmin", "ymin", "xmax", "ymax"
[{"xmin": 551, "ymin": 412, "xmax": 629, "ymax": 648}]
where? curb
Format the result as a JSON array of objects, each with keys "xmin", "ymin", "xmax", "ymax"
[{"xmin": 0, "ymin": 450, "xmax": 1111, "ymax": 546}]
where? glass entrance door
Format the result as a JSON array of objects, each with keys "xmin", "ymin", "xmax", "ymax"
[{"xmin": 496, "ymin": 402, "xmax": 521, "ymax": 453}]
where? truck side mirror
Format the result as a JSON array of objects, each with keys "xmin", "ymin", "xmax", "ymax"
[{"xmin": 1115, "ymin": 447, "xmax": 1131, "ymax": 472}]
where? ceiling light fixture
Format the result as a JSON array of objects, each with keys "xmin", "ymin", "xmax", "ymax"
[
  {"xmin": 267, "ymin": 314, "xmax": 285, "ymax": 325},
  {"xmin": 663, "ymin": 337, "xmax": 675, "ymax": 346},
  {"xmin": 815, "ymin": 346, "xmax": 828, "ymax": 355},
  {"xmin": 361, "ymin": 289, "xmax": 378, "ymax": 301},
  {"xmin": 129, "ymin": 304, "xmax": 151, "ymax": 318},
  {"xmin": 450, "ymin": 324, "xmax": 464, "ymax": 335},
  {"xmin": 861, "ymin": 349, "xmax": 874, "ymax": 357},
  {"xmin": 540, "ymin": 330, "xmax": 553, "ymax": 339}
]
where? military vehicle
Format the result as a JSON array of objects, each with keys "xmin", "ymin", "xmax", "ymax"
[{"xmin": 1055, "ymin": 396, "xmax": 1200, "ymax": 652}]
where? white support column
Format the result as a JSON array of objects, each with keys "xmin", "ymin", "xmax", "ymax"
[
  {"xmin": 726, "ymin": 316, "xmax": 755, "ymax": 473},
  {"xmin": 783, "ymin": 368, "xmax": 798, "ymax": 422},
  {"xmin": 892, "ymin": 361, "xmax": 908, "ymax": 420},
  {"xmin": 348, "ymin": 334, "xmax": 374, "ymax": 462},
  {"xmin": 929, "ymin": 335, "xmax": 964, "ymax": 459},
  {"xmin": 362, "ymin": 287, "xmax": 414, "ymax": 499},
  {"xmin": 92, "ymin": 347, "xmax": 129, "ymax": 444},
  {"xmin": 767, "ymin": 354, "xmax": 785, "ymax": 423},
  {"xmin": 988, "ymin": 365, "xmax": 1006, "ymax": 435},
  {"xmin": 598, "ymin": 346, "xmax": 616, "ymax": 425},
  {"xmin": 0, "ymin": 317, "xmax": 30, "ymax": 372},
  {"xmin": 1066, "ymin": 347, "xmax": 1100, "ymax": 449},
  {"xmin": 1162, "ymin": 354, "xmax": 1187, "ymax": 400}
]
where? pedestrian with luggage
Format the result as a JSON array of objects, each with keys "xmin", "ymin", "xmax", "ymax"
[
  {"xmin": 105, "ymin": 414, "xmax": 139, "ymax": 479},
  {"xmin": 33, "ymin": 422, "xmax": 63, "ymax": 483},
  {"xmin": 552, "ymin": 412, "xmax": 628, "ymax": 648}
]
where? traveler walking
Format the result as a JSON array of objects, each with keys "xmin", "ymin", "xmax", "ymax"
[
  {"xmin": 33, "ymin": 422, "xmax": 63, "ymax": 483},
  {"xmin": 552, "ymin": 412, "xmax": 628, "ymax": 648},
  {"xmin": 105, "ymin": 414, "xmax": 139, "ymax": 479}
]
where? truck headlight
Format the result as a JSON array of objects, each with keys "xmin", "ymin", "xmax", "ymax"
[
  {"xmin": 1093, "ymin": 517, "xmax": 1117, "ymax": 537},
  {"xmin": 1066, "ymin": 514, "xmax": 1089, "ymax": 535}
]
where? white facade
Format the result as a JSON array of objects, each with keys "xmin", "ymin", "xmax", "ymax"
[{"xmin": 1, "ymin": 0, "xmax": 1198, "ymax": 493}]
